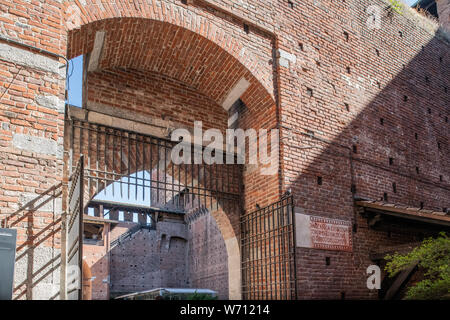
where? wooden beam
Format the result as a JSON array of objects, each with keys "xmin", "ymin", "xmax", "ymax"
[
  {"xmin": 356, "ymin": 201, "xmax": 450, "ymax": 227},
  {"xmin": 384, "ymin": 261, "xmax": 418, "ymax": 300}
]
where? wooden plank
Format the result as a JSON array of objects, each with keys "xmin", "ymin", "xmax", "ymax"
[
  {"xmin": 356, "ymin": 201, "xmax": 450, "ymax": 226},
  {"xmin": 384, "ymin": 262, "xmax": 418, "ymax": 300}
]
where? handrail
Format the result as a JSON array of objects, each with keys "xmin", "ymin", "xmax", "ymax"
[{"xmin": 110, "ymin": 223, "xmax": 153, "ymax": 248}]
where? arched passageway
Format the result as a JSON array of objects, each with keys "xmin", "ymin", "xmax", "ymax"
[{"xmin": 63, "ymin": 15, "xmax": 283, "ymax": 300}]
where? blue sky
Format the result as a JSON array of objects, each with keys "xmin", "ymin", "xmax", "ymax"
[
  {"xmin": 66, "ymin": 55, "xmax": 83, "ymax": 108},
  {"xmin": 404, "ymin": 0, "xmax": 417, "ymax": 6},
  {"xmin": 87, "ymin": 170, "xmax": 152, "ymax": 219}
]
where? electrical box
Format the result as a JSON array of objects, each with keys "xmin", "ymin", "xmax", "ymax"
[{"xmin": 0, "ymin": 228, "xmax": 17, "ymax": 300}]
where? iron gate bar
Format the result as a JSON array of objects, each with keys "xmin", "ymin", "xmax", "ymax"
[
  {"xmin": 67, "ymin": 117, "xmax": 252, "ymax": 298},
  {"xmin": 66, "ymin": 155, "xmax": 84, "ymax": 300},
  {"xmin": 240, "ymin": 195, "xmax": 297, "ymax": 300},
  {"xmin": 69, "ymin": 119, "xmax": 241, "ymax": 211}
]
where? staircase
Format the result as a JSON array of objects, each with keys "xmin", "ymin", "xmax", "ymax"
[{"xmin": 111, "ymin": 224, "xmax": 144, "ymax": 249}]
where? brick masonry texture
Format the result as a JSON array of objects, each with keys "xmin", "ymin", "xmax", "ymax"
[
  {"xmin": 109, "ymin": 222, "xmax": 189, "ymax": 297},
  {"xmin": 87, "ymin": 69, "xmax": 229, "ymax": 133},
  {"xmin": 186, "ymin": 207, "xmax": 229, "ymax": 299},
  {"xmin": 0, "ymin": 0, "xmax": 449, "ymax": 299},
  {"xmin": 91, "ymin": 211, "xmax": 228, "ymax": 299}
]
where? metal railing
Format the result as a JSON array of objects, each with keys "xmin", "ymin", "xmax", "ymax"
[
  {"xmin": 240, "ymin": 195, "xmax": 297, "ymax": 300},
  {"xmin": 110, "ymin": 224, "xmax": 143, "ymax": 249}
]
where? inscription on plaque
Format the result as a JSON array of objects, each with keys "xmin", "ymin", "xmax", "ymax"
[{"xmin": 295, "ymin": 213, "xmax": 352, "ymax": 252}]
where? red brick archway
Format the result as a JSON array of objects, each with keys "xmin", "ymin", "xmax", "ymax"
[
  {"xmin": 67, "ymin": 16, "xmax": 281, "ymax": 209},
  {"xmin": 65, "ymin": 12, "xmax": 279, "ymax": 299},
  {"xmin": 67, "ymin": 17, "xmax": 276, "ymax": 129},
  {"xmin": 64, "ymin": 0, "xmax": 274, "ymax": 97}
]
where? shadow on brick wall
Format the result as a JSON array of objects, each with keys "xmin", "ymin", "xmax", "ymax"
[
  {"xmin": 2, "ymin": 183, "xmax": 62, "ymax": 300},
  {"xmin": 287, "ymin": 28, "xmax": 449, "ymax": 299}
]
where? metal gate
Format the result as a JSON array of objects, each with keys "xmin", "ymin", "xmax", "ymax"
[
  {"xmin": 240, "ymin": 195, "xmax": 297, "ymax": 300},
  {"xmin": 64, "ymin": 110, "xmax": 247, "ymax": 299},
  {"xmin": 66, "ymin": 117, "xmax": 242, "ymax": 214},
  {"xmin": 66, "ymin": 155, "xmax": 84, "ymax": 300}
]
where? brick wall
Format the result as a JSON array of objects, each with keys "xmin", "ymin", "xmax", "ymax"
[
  {"xmin": 87, "ymin": 69, "xmax": 228, "ymax": 133},
  {"xmin": 83, "ymin": 241, "xmax": 110, "ymax": 300},
  {"xmin": 186, "ymin": 207, "xmax": 229, "ymax": 299},
  {"xmin": 278, "ymin": 0, "xmax": 449, "ymax": 299},
  {"xmin": 84, "ymin": 206, "xmax": 229, "ymax": 299},
  {"xmin": 109, "ymin": 220, "xmax": 188, "ymax": 296},
  {"xmin": 0, "ymin": 25, "xmax": 66, "ymax": 301}
]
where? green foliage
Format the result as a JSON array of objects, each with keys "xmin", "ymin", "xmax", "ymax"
[
  {"xmin": 385, "ymin": 232, "xmax": 450, "ymax": 300},
  {"xmin": 186, "ymin": 291, "xmax": 218, "ymax": 300},
  {"xmin": 387, "ymin": 0, "xmax": 404, "ymax": 15}
]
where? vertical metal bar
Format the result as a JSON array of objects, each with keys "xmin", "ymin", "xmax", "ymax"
[
  {"xmin": 270, "ymin": 204, "xmax": 276, "ymax": 299},
  {"xmin": 128, "ymin": 131, "xmax": 131, "ymax": 199},
  {"xmin": 78, "ymin": 155, "xmax": 84, "ymax": 300},
  {"xmin": 214, "ymin": 163, "xmax": 218, "ymax": 211},
  {"xmin": 112, "ymin": 128, "xmax": 115, "ymax": 197},
  {"xmin": 290, "ymin": 197, "xmax": 298, "ymax": 299},
  {"xmin": 177, "ymin": 146, "xmax": 181, "ymax": 210},
  {"xmin": 120, "ymin": 129, "xmax": 123, "ymax": 198},
  {"xmin": 242, "ymin": 214, "xmax": 246, "ymax": 299},
  {"xmin": 266, "ymin": 207, "xmax": 272, "ymax": 300},
  {"xmin": 164, "ymin": 144, "xmax": 167, "ymax": 206},
  {"xmin": 276, "ymin": 202, "xmax": 283, "ymax": 300},
  {"xmin": 203, "ymin": 166, "xmax": 206, "ymax": 211},
  {"xmin": 135, "ymin": 134, "xmax": 138, "ymax": 200},
  {"xmin": 280, "ymin": 201, "xmax": 287, "ymax": 300},
  {"xmin": 87, "ymin": 122, "xmax": 91, "ymax": 198},
  {"xmin": 209, "ymin": 164, "xmax": 213, "ymax": 210},
  {"xmin": 191, "ymin": 160, "xmax": 194, "ymax": 209},
  {"xmin": 96, "ymin": 125, "xmax": 99, "ymax": 196},
  {"xmin": 143, "ymin": 138, "xmax": 146, "ymax": 202},
  {"xmin": 240, "ymin": 217, "xmax": 244, "ymax": 298},
  {"xmin": 104, "ymin": 127, "xmax": 107, "ymax": 195},
  {"xmin": 240, "ymin": 216, "xmax": 244, "ymax": 298},
  {"xmin": 250, "ymin": 209, "xmax": 255, "ymax": 300},
  {"xmin": 255, "ymin": 207, "xmax": 260, "ymax": 299},
  {"xmin": 150, "ymin": 139, "xmax": 154, "ymax": 206},
  {"xmin": 196, "ymin": 164, "xmax": 200, "ymax": 210},
  {"xmin": 156, "ymin": 140, "xmax": 160, "ymax": 204},
  {"xmin": 171, "ymin": 146, "xmax": 174, "ymax": 208},
  {"xmin": 259, "ymin": 206, "xmax": 264, "ymax": 299},
  {"xmin": 264, "ymin": 206, "xmax": 268, "ymax": 300}
]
